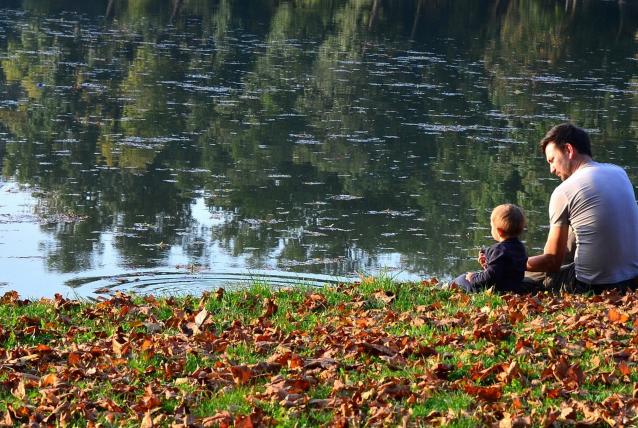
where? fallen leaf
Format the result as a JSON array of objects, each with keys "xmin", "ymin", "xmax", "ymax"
[
  {"xmin": 140, "ymin": 411, "xmax": 154, "ymax": 428},
  {"xmin": 195, "ymin": 308, "xmax": 210, "ymax": 328},
  {"xmin": 12, "ymin": 380, "xmax": 25, "ymax": 400},
  {"xmin": 230, "ymin": 365, "xmax": 253, "ymax": 385},
  {"xmin": 464, "ymin": 385, "xmax": 502, "ymax": 402},
  {"xmin": 68, "ymin": 352, "xmax": 82, "ymax": 367},
  {"xmin": 608, "ymin": 308, "xmax": 629, "ymax": 324},
  {"xmin": 372, "ymin": 290, "xmax": 395, "ymax": 304},
  {"xmin": 262, "ymin": 298, "xmax": 278, "ymax": 318},
  {"xmin": 235, "ymin": 415, "xmax": 254, "ymax": 428},
  {"xmin": 40, "ymin": 373, "xmax": 57, "ymax": 387},
  {"xmin": 617, "ymin": 361, "xmax": 632, "ymax": 376}
]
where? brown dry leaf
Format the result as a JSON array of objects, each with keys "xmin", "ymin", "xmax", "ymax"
[
  {"xmin": 608, "ymin": 308, "xmax": 630, "ymax": 324},
  {"xmin": 464, "ymin": 385, "xmax": 502, "ymax": 402},
  {"xmin": 279, "ymin": 393, "xmax": 305, "ymax": 408},
  {"xmin": 140, "ymin": 339, "xmax": 154, "ymax": 351},
  {"xmin": 332, "ymin": 378, "xmax": 346, "ymax": 394},
  {"xmin": 543, "ymin": 388, "xmax": 563, "ymax": 399},
  {"xmin": 180, "ymin": 321, "xmax": 198, "ymax": 336},
  {"xmin": 234, "ymin": 415, "xmax": 254, "ymax": 428},
  {"xmin": 35, "ymin": 344, "xmax": 53, "ymax": 353},
  {"xmin": 9, "ymin": 405, "xmax": 30, "ymax": 420},
  {"xmin": 411, "ymin": 317, "xmax": 426, "ymax": 327},
  {"xmin": 12, "ymin": 380, "xmax": 26, "ymax": 400},
  {"xmin": 304, "ymin": 357, "xmax": 338, "ymax": 370},
  {"xmin": 262, "ymin": 298, "xmax": 278, "ymax": 318},
  {"xmin": 359, "ymin": 342, "xmax": 396, "ymax": 357},
  {"xmin": 202, "ymin": 411, "xmax": 232, "ymax": 427},
  {"xmin": 574, "ymin": 401, "xmax": 605, "ymax": 424},
  {"xmin": 135, "ymin": 391, "xmax": 162, "ymax": 413},
  {"xmin": 473, "ymin": 322, "xmax": 511, "ymax": 342},
  {"xmin": 286, "ymin": 378, "xmax": 311, "ymax": 394},
  {"xmin": 40, "ymin": 373, "xmax": 58, "ymax": 388},
  {"xmin": 68, "ymin": 352, "xmax": 82, "ymax": 367},
  {"xmin": 379, "ymin": 353, "xmax": 407, "ymax": 369},
  {"xmin": 0, "ymin": 411, "xmax": 13, "ymax": 427},
  {"xmin": 499, "ymin": 412, "xmax": 532, "ymax": 428},
  {"xmin": 452, "ymin": 293, "xmax": 470, "ymax": 305},
  {"xmin": 287, "ymin": 354, "xmax": 304, "ymax": 370},
  {"xmin": 112, "ymin": 336, "xmax": 129, "ymax": 357},
  {"xmin": 230, "ymin": 365, "xmax": 253, "ymax": 385},
  {"xmin": 617, "ymin": 360, "xmax": 632, "ymax": 376},
  {"xmin": 559, "ymin": 405, "xmax": 576, "ymax": 420},
  {"xmin": 96, "ymin": 398, "xmax": 124, "ymax": 413},
  {"xmin": 378, "ymin": 381, "xmax": 411, "ymax": 399},
  {"xmin": 508, "ymin": 310, "xmax": 525, "ymax": 324},
  {"xmin": 472, "ymin": 362, "xmax": 502, "ymax": 383},
  {"xmin": 564, "ymin": 342, "xmax": 585, "ymax": 357},
  {"xmin": 197, "ymin": 290, "xmax": 211, "ymax": 308},
  {"xmin": 305, "ymin": 293, "xmax": 328, "ymax": 312},
  {"xmin": 140, "ymin": 411, "xmax": 154, "ymax": 428},
  {"xmin": 308, "ymin": 398, "xmax": 333, "ymax": 409},
  {"xmin": 194, "ymin": 308, "xmax": 210, "ymax": 328},
  {"xmin": 0, "ymin": 291, "xmax": 19, "ymax": 305},
  {"xmin": 496, "ymin": 361, "xmax": 524, "ymax": 384},
  {"xmin": 540, "ymin": 409, "xmax": 560, "ymax": 427},
  {"xmin": 372, "ymin": 291, "xmax": 395, "ymax": 305},
  {"xmin": 408, "ymin": 343, "xmax": 437, "ymax": 358},
  {"xmin": 355, "ymin": 317, "xmax": 373, "ymax": 328},
  {"xmin": 565, "ymin": 366, "xmax": 585, "ymax": 388}
]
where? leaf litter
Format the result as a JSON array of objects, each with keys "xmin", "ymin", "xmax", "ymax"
[{"xmin": 1, "ymin": 283, "xmax": 638, "ymax": 426}]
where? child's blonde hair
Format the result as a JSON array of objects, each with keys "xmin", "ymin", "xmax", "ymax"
[{"xmin": 491, "ymin": 204, "xmax": 526, "ymax": 238}]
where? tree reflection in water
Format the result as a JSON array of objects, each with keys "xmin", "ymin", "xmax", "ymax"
[{"xmin": 0, "ymin": 0, "xmax": 636, "ymax": 293}]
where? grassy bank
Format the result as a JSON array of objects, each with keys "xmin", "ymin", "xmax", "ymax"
[{"xmin": 1, "ymin": 278, "xmax": 637, "ymax": 427}]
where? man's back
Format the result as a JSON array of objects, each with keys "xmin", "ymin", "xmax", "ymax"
[{"xmin": 550, "ymin": 162, "xmax": 638, "ymax": 284}]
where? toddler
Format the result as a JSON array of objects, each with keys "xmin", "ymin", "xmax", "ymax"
[{"xmin": 452, "ymin": 204, "xmax": 528, "ymax": 293}]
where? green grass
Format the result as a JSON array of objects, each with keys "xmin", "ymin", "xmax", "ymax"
[
  {"xmin": 1, "ymin": 281, "xmax": 637, "ymax": 426},
  {"xmin": 195, "ymin": 387, "xmax": 252, "ymax": 416}
]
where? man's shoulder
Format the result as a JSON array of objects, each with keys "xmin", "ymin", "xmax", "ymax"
[
  {"xmin": 555, "ymin": 162, "xmax": 626, "ymax": 193},
  {"xmin": 582, "ymin": 161, "xmax": 627, "ymax": 178}
]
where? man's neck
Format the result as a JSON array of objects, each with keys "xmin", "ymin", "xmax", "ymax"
[{"xmin": 570, "ymin": 155, "xmax": 593, "ymax": 175}]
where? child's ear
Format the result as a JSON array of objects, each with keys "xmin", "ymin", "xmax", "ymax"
[{"xmin": 496, "ymin": 228, "xmax": 506, "ymax": 238}]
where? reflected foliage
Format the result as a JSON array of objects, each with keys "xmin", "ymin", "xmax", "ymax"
[{"xmin": 0, "ymin": 0, "xmax": 637, "ymax": 279}]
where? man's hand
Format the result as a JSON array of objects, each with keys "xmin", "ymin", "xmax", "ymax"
[{"xmin": 465, "ymin": 272, "xmax": 474, "ymax": 282}]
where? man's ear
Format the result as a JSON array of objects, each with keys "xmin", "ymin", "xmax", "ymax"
[{"xmin": 565, "ymin": 143, "xmax": 576, "ymax": 159}]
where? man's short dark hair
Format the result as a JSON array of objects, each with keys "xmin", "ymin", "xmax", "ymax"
[{"xmin": 539, "ymin": 123, "xmax": 592, "ymax": 157}]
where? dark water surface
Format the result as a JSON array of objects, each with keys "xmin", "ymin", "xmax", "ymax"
[{"xmin": 0, "ymin": 0, "xmax": 637, "ymax": 298}]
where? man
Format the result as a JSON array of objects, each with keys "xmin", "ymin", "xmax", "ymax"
[{"xmin": 525, "ymin": 123, "xmax": 638, "ymax": 293}]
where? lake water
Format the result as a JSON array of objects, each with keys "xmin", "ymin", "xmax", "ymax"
[{"xmin": 0, "ymin": 0, "xmax": 637, "ymax": 298}]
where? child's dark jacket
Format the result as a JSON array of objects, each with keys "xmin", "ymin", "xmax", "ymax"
[{"xmin": 470, "ymin": 238, "xmax": 527, "ymax": 292}]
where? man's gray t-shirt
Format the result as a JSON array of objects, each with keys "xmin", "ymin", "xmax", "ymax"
[{"xmin": 549, "ymin": 162, "xmax": 638, "ymax": 284}]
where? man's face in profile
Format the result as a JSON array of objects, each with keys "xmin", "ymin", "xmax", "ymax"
[{"xmin": 545, "ymin": 142, "xmax": 573, "ymax": 181}]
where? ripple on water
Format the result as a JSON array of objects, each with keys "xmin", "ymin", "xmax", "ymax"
[{"xmin": 67, "ymin": 270, "xmax": 353, "ymax": 298}]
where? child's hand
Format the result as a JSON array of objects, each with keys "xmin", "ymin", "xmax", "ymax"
[
  {"xmin": 465, "ymin": 272, "xmax": 474, "ymax": 282},
  {"xmin": 478, "ymin": 249, "xmax": 487, "ymax": 269}
]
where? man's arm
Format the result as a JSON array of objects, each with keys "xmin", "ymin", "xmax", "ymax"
[{"xmin": 526, "ymin": 224, "xmax": 569, "ymax": 272}]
